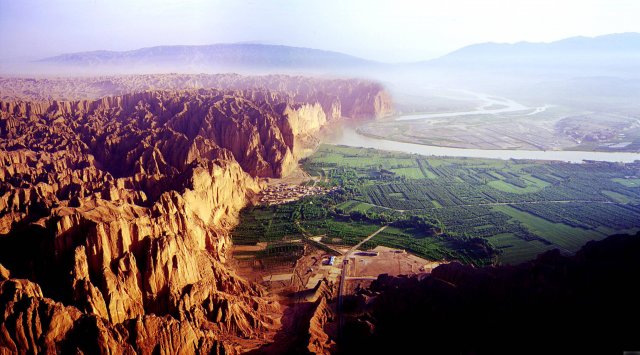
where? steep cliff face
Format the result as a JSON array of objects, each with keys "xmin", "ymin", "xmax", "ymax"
[
  {"xmin": 0, "ymin": 74, "xmax": 395, "ymax": 120},
  {"xmin": 306, "ymin": 280, "xmax": 336, "ymax": 355},
  {"xmin": 283, "ymin": 103, "xmax": 327, "ymax": 161},
  {"xmin": 0, "ymin": 277, "xmax": 237, "ymax": 354},
  {"xmin": 0, "ymin": 75, "xmax": 392, "ymax": 353}
]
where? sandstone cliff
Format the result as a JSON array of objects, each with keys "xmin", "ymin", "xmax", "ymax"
[
  {"xmin": 0, "ymin": 276, "xmax": 237, "ymax": 354},
  {"xmin": 0, "ymin": 74, "xmax": 394, "ymax": 119},
  {"xmin": 0, "ymin": 75, "xmax": 392, "ymax": 353},
  {"xmin": 306, "ymin": 280, "xmax": 336, "ymax": 355}
]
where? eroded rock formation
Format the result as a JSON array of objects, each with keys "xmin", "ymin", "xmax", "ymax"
[
  {"xmin": 0, "ymin": 75, "xmax": 392, "ymax": 353},
  {"xmin": 306, "ymin": 280, "xmax": 336, "ymax": 355},
  {"xmin": 0, "ymin": 74, "xmax": 394, "ymax": 120}
]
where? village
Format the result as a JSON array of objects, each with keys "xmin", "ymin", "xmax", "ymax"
[{"xmin": 257, "ymin": 182, "xmax": 338, "ymax": 206}]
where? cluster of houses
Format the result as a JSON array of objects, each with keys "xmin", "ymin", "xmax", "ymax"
[{"xmin": 258, "ymin": 183, "xmax": 337, "ymax": 205}]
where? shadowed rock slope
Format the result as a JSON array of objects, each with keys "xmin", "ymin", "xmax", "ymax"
[
  {"xmin": 342, "ymin": 232, "xmax": 640, "ymax": 354},
  {"xmin": 0, "ymin": 76, "xmax": 392, "ymax": 353},
  {"xmin": 0, "ymin": 74, "xmax": 393, "ymax": 120}
]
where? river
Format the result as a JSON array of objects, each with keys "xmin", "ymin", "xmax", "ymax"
[
  {"xmin": 323, "ymin": 123, "xmax": 639, "ymax": 163},
  {"xmin": 395, "ymin": 92, "xmax": 532, "ymax": 121},
  {"xmin": 323, "ymin": 92, "xmax": 640, "ymax": 163}
]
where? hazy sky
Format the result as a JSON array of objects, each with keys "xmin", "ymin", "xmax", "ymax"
[{"xmin": 1, "ymin": 0, "xmax": 639, "ymax": 62}]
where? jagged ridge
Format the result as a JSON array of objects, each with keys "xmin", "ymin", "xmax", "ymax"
[
  {"xmin": 0, "ymin": 74, "xmax": 394, "ymax": 120},
  {"xmin": 0, "ymin": 75, "xmax": 392, "ymax": 353}
]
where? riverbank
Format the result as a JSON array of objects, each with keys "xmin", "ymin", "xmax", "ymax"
[{"xmin": 323, "ymin": 121, "xmax": 640, "ymax": 163}]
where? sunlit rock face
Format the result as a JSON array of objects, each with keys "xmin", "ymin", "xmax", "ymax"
[{"xmin": 0, "ymin": 75, "xmax": 392, "ymax": 353}]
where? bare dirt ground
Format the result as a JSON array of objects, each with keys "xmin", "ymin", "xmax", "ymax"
[
  {"xmin": 232, "ymin": 242, "xmax": 268, "ymax": 253},
  {"xmin": 264, "ymin": 164, "xmax": 316, "ymax": 186},
  {"xmin": 342, "ymin": 246, "xmax": 443, "ymax": 298},
  {"xmin": 350, "ymin": 246, "xmax": 443, "ymax": 277}
]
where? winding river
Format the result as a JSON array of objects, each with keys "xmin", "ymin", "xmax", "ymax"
[
  {"xmin": 395, "ymin": 92, "xmax": 531, "ymax": 121},
  {"xmin": 324, "ymin": 93, "xmax": 640, "ymax": 163}
]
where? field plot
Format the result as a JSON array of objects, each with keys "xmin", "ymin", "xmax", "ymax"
[
  {"xmin": 613, "ymin": 178, "xmax": 640, "ymax": 188},
  {"xmin": 487, "ymin": 234, "xmax": 556, "ymax": 264},
  {"xmin": 357, "ymin": 106, "xmax": 579, "ymax": 150},
  {"xmin": 233, "ymin": 144, "xmax": 640, "ymax": 267},
  {"xmin": 356, "ymin": 105, "xmax": 640, "ymax": 152},
  {"xmin": 349, "ymin": 246, "xmax": 442, "ymax": 278},
  {"xmin": 491, "ymin": 205, "xmax": 607, "ymax": 252}
]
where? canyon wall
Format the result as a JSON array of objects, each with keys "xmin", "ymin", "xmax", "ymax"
[
  {"xmin": 0, "ymin": 75, "xmax": 393, "ymax": 353},
  {"xmin": 0, "ymin": 74, "xmax": 394, "ymax": 120}
]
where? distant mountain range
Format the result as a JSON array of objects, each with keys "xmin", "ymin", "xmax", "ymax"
[
  {"xmin": 437, "ymin": 32, "xmax": 640, "ymax": 60},
  {"xmin": 32, "ymin": 33, "xmax": 640, "ymax": 78},
  {"xmin": 39, "ymin": 43, "xmax": 378, "ymax": 71},
  {"xmin": 424, "ymin": 33, "xmax": 640, "ymax": 75}
]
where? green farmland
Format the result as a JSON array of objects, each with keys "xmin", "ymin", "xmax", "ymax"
[{"xmin": 232, "ymin": 144, "xmax": 640, "ymax": 265}]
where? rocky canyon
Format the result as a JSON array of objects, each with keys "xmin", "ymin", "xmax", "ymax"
[{"xmin": 0, "ymin": 74, "xmax": 393, "ymax": 354}]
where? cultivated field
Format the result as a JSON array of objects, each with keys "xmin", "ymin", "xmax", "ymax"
[
  {"xmin": 357, "ymin": 104, "xmax": 640, "ymax": 152},
  {"xmin": 232, "ymin": 145, "xmax": 640, "ymax": 266}
]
